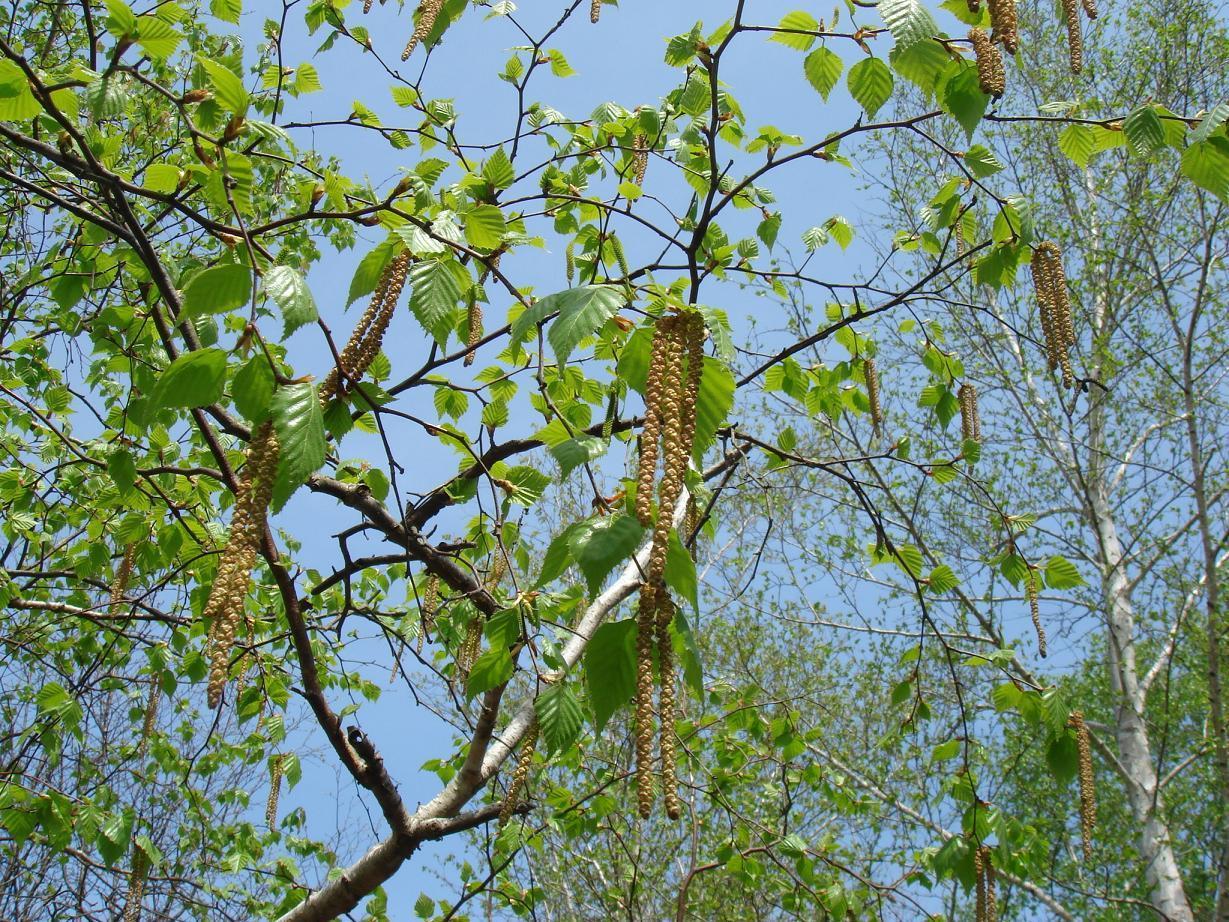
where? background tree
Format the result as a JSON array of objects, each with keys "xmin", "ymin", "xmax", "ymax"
[{"xmin": 0, "ymin": 0, "xmax": 1225, "ymax": 920}]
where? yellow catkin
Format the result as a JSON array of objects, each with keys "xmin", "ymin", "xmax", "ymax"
[
  {"xmin": 1026, "ymin": 570, "xmax": 1047, "ymax": 657},
  {"xmin": 499, "ymin": 725, "xmax": 538, "ymax": 825},
  {"xmin": 1069, "ymin": 711, "xmax": 1097, "ymax": 860},
  {"xmin": 1031, "ymin": 243, "xmax": 1075, "ymax": 388},
  {"xmin": 464, "ymin": 298, "xmax": 483, "ymax": 367},
  {"xmin": 635, "ymin": 321, "xmax": 669, "ymax": 526},
  {"xmin": 109, "ymin": 543, "xmax": 137, "ymax": 610},
  {"xmin": 122, "ymin": 842, "xmax": 148, "ymax": 922},
  {"xmin": 969, "ymin": 28, "xmax": 1006, "ymax": 98},
  {"xmin": 1081, "ymin": 0, "xmax": 1098, "ymax": 19},
  {"xmin": 458, "ymin": 615, "xmax": 483, "ymax": 676},
  {"xmin": 418, "ymin": 574, "xmax": 439, "ymax": 654},
  {"xmin": 204, "ymin": 421, "xmax": 280, "ymax": 709},
  {"xmin": 987, "ymin": 0, "xmax": 1019, "ymax": 54},
  {"xmin": 632, "ymin": 134, "xmax": 648, "ymax": 186},
  {"xmin": 364, "ymin": 0, "xmax": 373, "ymax": 11},
  {"xmin": 958, "ymin": 383, "xmax": 981, "ymax": 443},
  {"xmin": 590, "ymin": 0, "xmax": 601, "ymax": 24},
  {"xmin": 974, "ymin": 845, "xmax": 997, "ymax": 922},
  {"xmin": 565, "ymin": 241, "xmax": 576, "ymax": 285},
  {"xmin": 608, "ymin": 234, "xmax": 630, "ymax": 280},
  {"xmin": 864, "ymin": 358, "xmax": 883, "ymax": 436},
  {"xmin": 486, "ymin": 551, "xmax": 507, "ymax": 591},
  {"xmin": 266, "ymin": 754, "xmax": 283, "ymax": 829},
  {"xmin": 320, "ymin": 251, "xmax": 410, "ymax": 402},
  {"xmin": 1062, "ymin": 0, "xmax": 1083, "ymax": 73},
  {"xmin": 602, "ymin": 382, "xmax": 618, "ymax": 440},
  {"xmin": 138, "ymin": 679, "xmax": 158, "ymax": 756},
  {"xmin": 656, "ymin": 595, "xmax": 680, "ymax": 820},
  {"xmin": 402, "ymin": 0, "xmax": 443, "ymax": 60}
]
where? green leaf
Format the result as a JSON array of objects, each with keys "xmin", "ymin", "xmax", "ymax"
[
  {"xmin": 153, "ymin": 348, "xmax": 227, "ymax": 409},
  {"xmin": 347, "ymin": 237, "xmax": 404, "ymax": 306},
  {"xmin": 536, "ymin": 526, "xmax": 578, "ymax": 588},
  {"xmin": 107, "ymin": 449, "xmax": 137, "ymax": 494},
  {"xmin": 1123, "ymin": 105, "xmax": 1165, "ymax": 156},
  {"xmin": 232, "ymin": 357, "xmax": 275, "ymax": 423},
  {"xmin": 482, "ymin": 148, "xmax": 515, "ymax": 189},
  {"xmin": 535, "ymin": 682, "xmax": 583, "ymax": 755},
  {"xmin": 583, "ymin": 619, "xmax": 637, "ymax": 733},
  {"xmin": 1043, "ymin": 555, "xmax": 1084, "ymax": 589},
  {"xmin": 941, "ymin": 63, "xmax": 987, "ymax": 139},
  {"xmin": 964, "ymin": 144, "xmax": 1003, "ymax": 178},
  {"xmin": 567, "ymin": 514, "xmax": 645, "ymax": 594},
  {"xmin": 665, "ymin": 529, "xmax": 698, "ymax": 611},
  {"xmin": 880, "ymin": 0, "xmax": 940, "ymax": 50},
  {"xmin": 1058, "ymin": 124, "xmax": 1095, "ymax": 168},
  {"xmin": 541, "ymin": 286, "xmax": 625, "ymax": 366},
  {"xmin": 465, "ymin": 647, "xmax": 514, "ymax": 697},
  {"xmin": 210, "ymin": 0, "xmax": 241, "ymax": 24},
  {"xmin": 550, "ymin": 435, "xmax": 608, "ymax": 477},
  {"xmin": 771, "ymin": 11, "xmax": 819, "ymax": 51},
  {"xmin": 803, "ymin": 47, "xmax": 843, "ymax": 101},
  {"xmin": 197, "ymin": 57, "xmax": 248, "ymax": 114},
  {"xmin": 1192, "ymin": 100, "xmax": 1229, "ymax": 143},
  {"xmin": 931, "ymin": 739, "xmax": 960, "ymax": 762},
  {"xmin": 181, "ymin": 264, "xmax": 251, "ymax": 319},
  {"xmin": 409, "ymin": 259, "xmax": 464, "ymax": 342},
  {"xmin": 263, "ymin": 266, "xmax": 318, "ymax": 336},
  {"xmin": 927, "ymin": 564, "xmax": 959, "ymax": 593},
  {"xmin": 1181, "ymin": 137, "xmax": 1229, "ymax": 200},
  {"xmin": 270, "ymin": 383, "xmax": 327, "ymax": 510},
  {"xmin": 693, "ymin": 356, "xmax": 735, "ymax": 456},
  {"xmin": 135, "ymin": 16, "xmax": 182, "ymax": 60},
  {"xmin": 0, "ymin": 60, "xmax": 41, "ymax": 120},
  {"xmin": 672, "ymin": 607, "xmax": 704, "ymax": 695},
  {"xmin": 847, "ymin": 58, "xmax": 894, "ymax": 118},
  {"xmin": 463, "ymin": 205, "xmax": 506, "ymax": 249},
  {"xmin": 1046, "ymin": 731, "xmax": 1079, "ymax": 783},
  {"xmin": 143, "ymin": 163, "xmax": 181, "ymax": 193}
]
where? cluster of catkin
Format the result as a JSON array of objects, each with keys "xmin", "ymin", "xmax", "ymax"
[
  {"xmin": 402, "ymin": 0, "xmax": 443, "ymax": 60},
  {"xmin": 958, "ymin": 383, "xmax": 981, "ymax": 444},
  {"xmin": 203, "ymin": 421, "xmax": 279, "ymax": 710},
  {"xmin": 320, "ymin": 250, "xmax": 411, "ymax": 403},
  {"xmin": 969, "ymin": 28, "xmax": 1006, "ymax": 98},
  {"xmin": 499, "ymin": 723, "xmax": 538, "ymax": 825},
  {"xmin": 974, "ymin": 844, "xmax": 998, "ymax": 922},
  {"xmin": 1030, "ymin": 242, "xmax": 1077, "ymax": 388},
  {"xmin": 1068, "ymin": 711, "xmax": 1097, "ymax": 859},
  {"xmin": 122, "ymin": 840, "xmax": 148, "ymax": 922},
  {"xmin": 634, "ymin": 311, "xmax": 705, "ymax": 820}
]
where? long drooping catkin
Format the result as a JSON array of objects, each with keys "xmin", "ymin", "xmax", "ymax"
[
  {"xmin": 864, "ymin": 357, "xmax": 883, "ymax": 435},
  {"xmin": 634, "ymin": 581, "xmax": 660, "ymax": 817},
  {"xmin": 1031, "ymin": 243, "xmax": 1075, "ymax": 388},
  {"xmin": 458, "ymin": 615, "xmax": 483, "ymax": 677},
  {"xmin": 109, "ymin": 543, "xmax": 136, "ymax": 609},
  {"xmin": 138, "ymin": 679, "xmax": 159, "ymax": 756},
  {"xmin": 959, "ymin": 383, "xmax": 981, "ymax": 444},
  {"xmin": 969, "ymin": 28, "xmax": 1006, "ymax": 98},
  {"xmin": 266, "ymin": 754, "xmax": 283, "ymax": 829},
  {"xmin": 1027, "ymin": 571, "xmax": 1047, "ymax": 657},
  {"xmin": 1081, "ymin": 0, "xmax": 1098, "ymax": 18},
  {"xmin": 1062, "ymin": 0, "xmax": 1083, "ymax": 73},
  {"xmin": 122, "ymin": 841, "xmax": 148, "ymax": 922},
  {"xmin": 974, "ymin": 845, "xmax": 997, "ymax": 922},
  {"xmin": 402, "ymin": 0, "xmax": 443, "ymax": 59},
  {"xmin": 204, "ymin": 421, "xmax": 279, "ymax": 709},
  {"xmin": 1069, "ymin": 711, "xmax": 1096, "ymax": 859},
  {"xmin": 320, "ymin": 251, "xmax": 410, "ymax": 402},
  {"xmin": 656, "ymin": 595, "xmax": 680, "ymax": 819},
  {"xmin": 632, "ymin": 134, "xmax": 648, "ymax": 186},
  {"xmin": 635, "ymin": 320, "xmax": 669, "ymax": 526},
  {"xmin": 464, "ymin": 298, "xmax": 482, "ymax": 367},
  {"xmin": 500, "ymin": 724, "xmax": 538, "ymax": 825},
  {"xmin": 987, "ymin": 0, "xmax": 1019, "ymax": 54}
]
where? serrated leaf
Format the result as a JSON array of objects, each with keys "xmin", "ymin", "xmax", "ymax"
[
  {"xmin": 583, "ymin": 619, "xmax": 637, "ymax": 733},
  {"xmin": 540, "ymin": 286, "xmax": 624, "ymax": 365},
  {"xmin": 567, "ymin": 514, "xmax": 644, "ymax": 594},
  {"xmin": 771, "ymin": 11, "xmax": 819, "ymax": 51},
  {"xmin": 941, "ymin": 63, "xmax": 987, "ymax": 139},
  {"xmin": 803, "ymin": 47, "xmax": 842, "ymax": 100},
  {"xmin": 409, "ymin": 259, "xmax": 464, "ymax": 342},
  {"xmin": 270, "ymin": 383, "xmax": 326, "ymax": 510},
  {"xmin": 181, "ymin": 264, "xmax": 251, "ymax": 319},
  {"xmin": 1123, "ymin": 105, "xmax": 1165, "ymax": 156},
  {"xmin": 232, "ymin": 356, "xmax": 275, "ymax": 423},
  {"xmin": 463, "ymin": 204, "xmax": 506, "ymax": 249},
  {"xmin": 964, "ymin": 144, "xmax": 1003, "ymax": 177},
  {"xmin": 1058, "ymin": 124, "xmax": 1095, "ymax": 168},
  {"xmin": 1192, "ymin": 100, "xmax": 1229, "ymax": 143},
  {"xmin": 535, "ymin": 683, "xmax": 583, "ymax": 755},
  {"xmin": 665, "ymin": 529, "xmax": 698, "ymax": 610},
  {"xmin": 465, "ymin": 647, "xmax": 514, "ymax": 698},
  {"xmin": 880, "ymin": 0, "xmax": 940, "ymax": 49},
  {"xmin": 347, "ymin": 238, "xmax": 403, "ymax": 306},
  {"xmin": 1043, "ymin": 555, "xmax": 1084, "ymax": 589},
  {"xmin": 847, "ymin": 57, "xmax": 894, "ymax": 118},
  {"xmin": 153, "ymin": 348, "xmax": 227, "ymax": 409},
  {"xmin": 482, "ymin": 148, "xmax": 515, "ymax": 189},
  {"xmin": 143, "ymin": 163, "xmax": 181, "ymax": 193},
  {"xmin": 1181, "ymin": 137, "xmax": 1229, "ymax": 200},
  {"xmin": 263, "ymin": 266, "xmax": 318, "ymax": 336},
  {"xmin": 550, "ymin": 435, "xmax": 608, "ymax": 476},
  {"xmin": 197, "ymin": 57, "xmax": 248, "ymax": 114}
]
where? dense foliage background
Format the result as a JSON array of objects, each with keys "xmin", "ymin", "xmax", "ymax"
[{"xmin": 1, "ymin": 0, "xmax": 1226, "ymax": 919}]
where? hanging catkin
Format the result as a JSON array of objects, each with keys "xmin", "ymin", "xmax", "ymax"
[
  {"xmin": 122, "ymin": 841, "xmax": 148, "ymax": 922},
  {"xmin": 864, "ymin": 358, "xmax": 883, "ymax": 435},
  {"xmin": 109, "ymin": 543, "xmax": 137, "ymax": 609},
  {"xmin": 1062, "ymin": 0, "xmax": 1083, "ymax": 73},
  {"xmin": 204, "ymin": 421, "xmax": 279, "ymax": 709},
  {"xmin": 1026, "ymin": 570, "xmax": 1047, "ymax": 657},
  {"xmin": 266, "ymin": 754, "xmax": 283, "ymax": 829},
  {"xmin": 500, "ymin": 724, "xmax": 538, "ymax": 825},
  {"xmin": 987, "ymin": 0, "xmax": 1019, "ymax": 54},
  {"xmin": 138, "ymin": 679, "xmax": 159, "ymax": 756},
  {"xmin": 320, "ymin": 250, "xmax": 410, "ymax": 402},
  {"xmin": 632, "ymin": 135, "xmax": 648, "ymax": 186},
  {"xmin": 1069, "ymin": 711, "xmax": 1097, "ymax": 860},
  {"xmin": 1031, "ymin": 243, "xmax": 1075, "ymax": 388},
  {"xmin": 402, "ymin": 0, "xmax": 443, "ymax": 59},
  {"xmin": 464, "ymin": 297, "xmax": 483, "ymax": 367},
  {"xmin": 974, "ymin": 845, "xmax": 997, "ymax": 922},
  {"xmin": 1081, "ymin": 0, "xmax": 1098, "ymax": 18},
  {"xmin": 590, "ymin": 0, "xmax": 601, "ymax": 24},
  {"xmin": 969, "ymin": 28, "xmax": 1006, "ymax": 98},
  {"xmin": 958, "ymin": 383, "xmax": 981, "ymax": 444}
]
